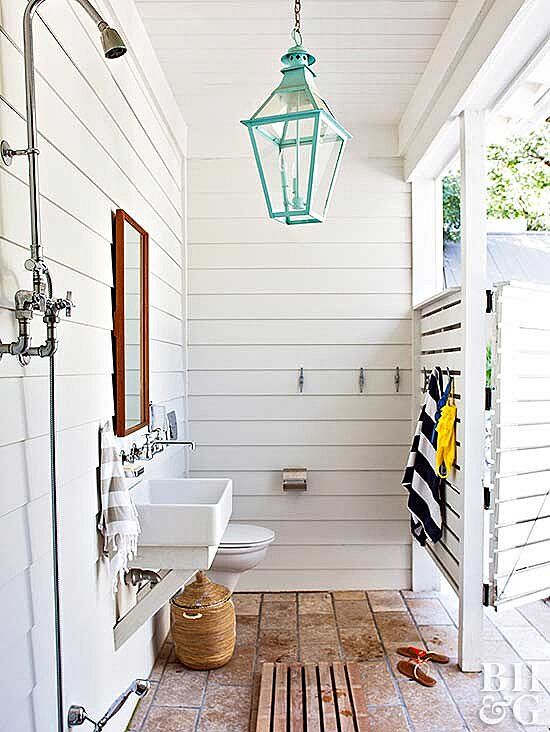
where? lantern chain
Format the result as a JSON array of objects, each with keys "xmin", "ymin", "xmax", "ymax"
[{"xmin": 293, "ymin": 0, "xmax": 301, "ymax": 41}]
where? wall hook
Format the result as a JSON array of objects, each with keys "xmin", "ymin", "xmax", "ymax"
[
  {"xmin": 394, "ymin": 366, "xmax": 400, "ymax": 393},
  {"xmin": 422, "ymin": 367, "xmax": 430, "ymax": 393},
  {"xmin": 298, "ymin": 367, "xmax": 304, "ymax": 393},
  {"xmin": 359, "ymin": 366, "xmax": 366, "ymax": 393}
]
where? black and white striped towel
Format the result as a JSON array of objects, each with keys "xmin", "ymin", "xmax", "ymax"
[
  {"xmin": 98, "ymin": 420, "xmax": 140, "ymax": 593},
  {"xmin": 402, "ymin": 367, "xmax": 444, "ymax": 545}
]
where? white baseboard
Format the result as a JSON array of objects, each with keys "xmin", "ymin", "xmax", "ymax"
[{"xmin": 235, "ymin": 569, "xmax": 411, "ymax": 593}]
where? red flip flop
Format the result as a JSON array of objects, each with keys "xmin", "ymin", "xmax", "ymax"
[
  {"xmin": 397, "ymin": 660, "xmax": 437, "ymax": 687},
  {"xmin": 397, "ymin": 646, "xmax": 449, "ymax": 665}
]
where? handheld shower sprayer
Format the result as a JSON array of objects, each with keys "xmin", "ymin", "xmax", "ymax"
[{"xmin": 68, "ymin": 679, "xmax": 151, "ymax": 730}]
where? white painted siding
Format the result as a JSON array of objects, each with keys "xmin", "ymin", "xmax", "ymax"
[
  {"xmin": 0, "ymin": 1, "xmax": 186, "ymax": 730},
  {"xmin": 188, "ymin": 136, "xmax": 413, "ymax": 591}
]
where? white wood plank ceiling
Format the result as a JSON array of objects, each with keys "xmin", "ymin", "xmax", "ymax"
[{"xmin": 136, "ymin": 0, "xmax": 457, "ymax": 154}]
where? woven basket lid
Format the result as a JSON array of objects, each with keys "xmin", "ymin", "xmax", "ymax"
[{"xmin": 171, "ymin": 571, "xmax": 231, "ymax": 610}]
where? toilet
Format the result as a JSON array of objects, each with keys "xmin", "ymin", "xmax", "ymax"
[{"xmin": 207, "ymin": 523, "xmax": 275, "ymax": 592}]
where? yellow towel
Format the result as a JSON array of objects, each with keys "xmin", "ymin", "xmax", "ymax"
[{"xmin": 435, "ymin": 387, "xmax": 457, "ymax": 479}]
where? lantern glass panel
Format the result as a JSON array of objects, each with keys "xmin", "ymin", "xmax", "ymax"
[
  {"xmin": 251, "ymin": 114, "xmax": 316, "ymax": 221},
  {"xmin": 312, "ymin": 92, "xmax": 332, "ymax": 116},
  {"xmin": 256, "ymin": 88, "xmax": 315, "ymax": 118},
  {"xmin": 309, "ymin": 117, "xmax": 345, "ymax": 219}
]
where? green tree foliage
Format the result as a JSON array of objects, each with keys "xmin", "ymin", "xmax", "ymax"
[
  {"xmin": 487, "ymin": 125, "xmax": 550, "ymax": 229},
  {"xmin": 442, "ymin": 122, "xmax": 550, "ymax": 241},
  {"xmin": 442, "ymin": 172, "xmax": 461, "ymax": 242}
]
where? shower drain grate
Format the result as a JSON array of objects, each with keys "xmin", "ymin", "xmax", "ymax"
[{"xmin": 256, "ymin": 661, "xmax": 370, "ymax": 731}]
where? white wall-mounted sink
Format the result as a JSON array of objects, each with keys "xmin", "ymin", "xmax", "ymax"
[{"xmin": 129, "ymin": 478, "xmax": 232, "ymax": 570}]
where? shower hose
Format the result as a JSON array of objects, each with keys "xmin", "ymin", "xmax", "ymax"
[{"xmin": 49, "ymin": 353, "xmax": 64, "ymax": 732}]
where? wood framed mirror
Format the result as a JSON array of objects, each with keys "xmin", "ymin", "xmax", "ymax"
[{"xmin": 113, "ymin": 209, "xmax": 149, "ymax": 436}]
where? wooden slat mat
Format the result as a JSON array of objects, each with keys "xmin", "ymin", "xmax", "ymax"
[{"xmin": 256, "ymin": 662, "xmax": 370, "ymax": 732}]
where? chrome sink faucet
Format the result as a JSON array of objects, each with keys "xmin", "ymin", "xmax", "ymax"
[
  {"xmin": 120, "ymin": 427, "xmax": 196, "ymax": 463},
  {"xmin": 154, "ymin": 438, "xmax": 196, "ymax": 450},
  {"xmin": 148, "ymin": 432, "xmax": 196, "ymax": 458},
  {"xmin": 141, "ymin": 428, "xmax": 196, "ymax": 460}
]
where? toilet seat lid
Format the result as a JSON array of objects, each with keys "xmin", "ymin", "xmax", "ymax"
[{"xmin": 220, "ymin": 523, "xmax": 275, "ymax": 547}]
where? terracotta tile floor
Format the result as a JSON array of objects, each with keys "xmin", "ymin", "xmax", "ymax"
[{"xmin": 128, "ymin": 591, "xmax": 550, "ymax": 732}]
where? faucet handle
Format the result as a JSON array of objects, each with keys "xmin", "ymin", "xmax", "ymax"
[
  {"xmin": 65, "ymin": 290, "xmax": 73, "ymax": 318},
  {"xmin": 34, "ymin": 285, "xmax": 47, "ymax": 313}
]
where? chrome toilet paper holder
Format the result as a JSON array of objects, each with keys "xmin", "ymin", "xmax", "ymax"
[{"xmin": 282, "ymin": 468, "xmax": 307, "ymax": 491}]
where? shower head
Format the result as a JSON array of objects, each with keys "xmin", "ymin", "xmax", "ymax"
[
  {"xmin": 99, "ymin": 22, "xmax": 127, "ymax": 59},
  {"xmin": 72, "ymin": 1, "xmax": 127, "ymax": 59}
]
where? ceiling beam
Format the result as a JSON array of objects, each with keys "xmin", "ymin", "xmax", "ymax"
[{"xmin": 399, "ymin": 0, "xmax": 547, "ymax": 179}]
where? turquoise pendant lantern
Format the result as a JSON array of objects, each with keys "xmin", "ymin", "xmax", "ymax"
[{"xmin": 241, "ymin": 0, "xmax": 351, "ymax": 225}]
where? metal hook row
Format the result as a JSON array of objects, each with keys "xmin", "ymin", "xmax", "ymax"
[{"xmin": 297, "ymin": 366, "xmax": 402, "ymax": 393}]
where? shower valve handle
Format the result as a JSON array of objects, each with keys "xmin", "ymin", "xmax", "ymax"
[{"xmin": 64, "ymin": 291, "xmax": 74, "ymax": 317}]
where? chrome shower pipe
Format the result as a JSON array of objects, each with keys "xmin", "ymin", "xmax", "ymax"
[
  {"xmin": 0, "ymin": 0, "xmax": 126, "ymax": 363},
  {"xmin": 22, "ymin": 0, "xmax": 126, "ymax": 289},
  {"xmin": 23, "ymin": 0, "xmax": 45, "ymax": 284}
]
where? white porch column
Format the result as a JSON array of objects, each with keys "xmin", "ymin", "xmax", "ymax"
[{"xmin": 458, "ymin": 109, "xmax": 486, "ymax": 672}]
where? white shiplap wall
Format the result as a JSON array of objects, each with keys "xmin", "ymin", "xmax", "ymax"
[
  {"xmin": 0, "ymin": 1, "xmax": 186, "ymax": 730},
  {"xmin": 188, "ymin": 129, "xmax": 413, "ymax": 591}
]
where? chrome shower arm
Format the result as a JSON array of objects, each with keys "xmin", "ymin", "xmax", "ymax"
[{"xmin": 73, "ymin": 0, "xmax": 108, "ymax": 27}]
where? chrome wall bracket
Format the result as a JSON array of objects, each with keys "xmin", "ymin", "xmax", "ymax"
[
  {"xmin": 0, "ymin": 139, "xmax": 39, "ymax": 166},
  {"xmin": 1, "ymin": 140, "xmax": 13, "ymax": 166},
  {"xmin": 67, "ymin": 706, "xmax": 90, "ymax": 727},
  {"xmin": 1, "ymin": 134, "xmax": 75, "ymax": 365}
]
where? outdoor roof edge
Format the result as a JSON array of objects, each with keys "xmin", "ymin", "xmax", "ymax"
[{"xmin": 400, "ymin": 0, "xmax": 550, "ymax": 181}]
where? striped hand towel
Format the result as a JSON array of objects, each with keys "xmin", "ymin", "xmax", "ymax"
[
  {"xmin": 98, "ymin": 420, "xmax": 140, "ymax": 593},
  {"xmin": 402, "ymin": 367, "xmax": 446, "ymax": 545}
]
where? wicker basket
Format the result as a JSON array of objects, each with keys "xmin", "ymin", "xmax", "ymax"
[{"xmin": 170, "ymin": 571, "xmax": 236, "ymax": 670}]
